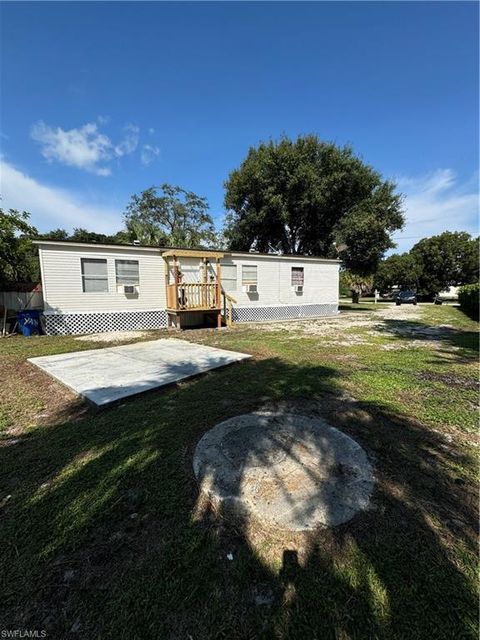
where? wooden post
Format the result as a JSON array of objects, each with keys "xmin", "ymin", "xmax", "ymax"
[
  {"xmin": 164, "ymin": 256, "xmax": 170, "ymax": 309},
  {"xmin": 216, "ymin": 257, "xmax": 222, "ymax": 328},
  {"xmin": 173, "ymin": 255, "xmax": 179, "ymax": 310},
  {"xmin": 216, "ymin": 257, "xmax": 222, "ymax": 308},
  {"xmin": 203, "ymin": 257, "xmax": 207, "ymax": 308}
]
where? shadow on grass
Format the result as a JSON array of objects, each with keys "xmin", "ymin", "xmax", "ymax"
[
  {"xmin": 338, "ymin": 303, "xmax": 387, "ymax": 313},
  {"xmin": 458, "ymin": 306, "xmax": 479, "ymax": 322},
  {"xmin": 0, "ymin": 355, "xmax": 477, "ymax": 638},
  {"xmin": 373, "ymin": 318, "xmax": 479, "ymax": 357}
]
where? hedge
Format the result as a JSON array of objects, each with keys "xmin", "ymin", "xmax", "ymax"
[{"xmin": 458, "ymin": 283, "xmax": 479, "ymax": 319}]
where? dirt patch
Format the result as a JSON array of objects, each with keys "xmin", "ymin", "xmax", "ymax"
[
  {"xmin": 254, "ymin": 314, "xmax": 373, "ymax": 336},
  {"xmin": 417, "ymin": 371, "xmax": 479, "ymax": 391},
  {"xmin": 254, "ymin": 304, "xmax": 422, "ymax": 336},
  {"xmin": 251, "ymin": 306, "xmax": 466, "ymax": 351},
  {"xmin": 75, "ymin": 330, "xmax": 152, "ymax": 343},
  {"xmin": 376, "ymin": 305, "xmax": 422, "ymax": 321}
]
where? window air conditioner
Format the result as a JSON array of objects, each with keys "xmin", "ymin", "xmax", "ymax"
[
  {"xmin": 124, "ymin": 285, "xmax": 136, "ymax": 294},
  {"xmin": 246, "ymin": 284, "xmax": 257, "ymax": 293},
  {"xmin": 294, "ymin": 285, "xmax": 304, "ymax": 293}
]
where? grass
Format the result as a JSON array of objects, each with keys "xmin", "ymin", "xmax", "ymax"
[{"xmin": 0, "ymin": 304, "xmax": 478, "ymax": 639}]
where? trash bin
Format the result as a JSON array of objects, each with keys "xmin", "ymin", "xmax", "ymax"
[{"xmin": 17, "ymin": 310, "xmax": 42, "ymax": 336}]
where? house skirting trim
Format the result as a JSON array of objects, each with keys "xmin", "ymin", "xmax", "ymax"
[
  {"xmin": 44, "ymin": 310, "xmax": 168, "ymax": 336},
  {"xmin": 43, "ymin": 303, "xmax": 338, "ymax": 335},
  {"xmin": 231, "ymin": 303, "xmax": 338, "ymax": 323}
]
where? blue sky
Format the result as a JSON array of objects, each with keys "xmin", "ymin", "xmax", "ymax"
[{"xmin": 1, "ymin": 1, "xmax": 478, "ymax": 252}]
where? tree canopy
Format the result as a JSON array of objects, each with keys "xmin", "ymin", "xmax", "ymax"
[
  {"xmin": 374, "ymin": 253, "xmax": 421, "ymax": 292},
  {"xmin": 124, "ymin": 184, "xmax": 216, "ymax": 248},
  {"xmin": 410, "ymin": 231, "xmax": 478, "ymax": 297},
  {"xmin": 374, "ymin": 231, "xmax": 479, "ymax": 298},
  {"xmin": 223, "ymin": 135, "xmax": 404, "ymax": 274},
  {"xmin": 0, "ymin": 208, "xmax": 38, "ymax": 285},
  {"xmin": 36, "ymin": 227, "xmax": 126, "ymax": 245}
]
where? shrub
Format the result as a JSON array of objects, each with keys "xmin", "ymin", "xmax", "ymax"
[{"xmin": 458, "ymin": 283, "xmax": 479, "ymax": 320}]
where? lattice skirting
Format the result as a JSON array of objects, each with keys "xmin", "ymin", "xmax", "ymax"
[
  {"xmin": 230, "ymin": 303, "xmax": 338, "ymax": 323},
  {"xmin": 44, "ymin": 304, "xmax": 337, "ymax": 335},
  {"xmin": 44, "ymin": 310, "xmax": 168, "ymax": 336}
]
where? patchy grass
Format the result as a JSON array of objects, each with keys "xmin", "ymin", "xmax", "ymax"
[{"xmin": 0, "ymin": 305, "xmax": 478, "ymax": 639}]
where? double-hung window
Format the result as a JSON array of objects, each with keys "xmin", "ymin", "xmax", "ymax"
[
  {"xmin": 242, "ymin": 265, "xmax": 257, "ymax": 286},
  {"xmin": 115, "ymin": 260, "xmax": 140, "ymax": 289},
  {"xmin": 291, "ymin": 267, "xmax": 304, "ymax": 286},
  {"xmin": 221, "ymin": 263, "xmax": 237, "ymax": 292},
  {"xmin": 81, "ymin": 258, "xmax": 108, "ymax": 293}
]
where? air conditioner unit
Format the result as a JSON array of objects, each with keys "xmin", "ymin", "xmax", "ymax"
[
  {"xmin": 123, "ymin": 284, "xmax": 136, "ymax": 294},
  {"xmin": 246, "ymin": 284, "xmax": 258, "ymax": 293},
  {"xmin": 294, "ymin": 285, "xmax": 304, "ymax": 293}
]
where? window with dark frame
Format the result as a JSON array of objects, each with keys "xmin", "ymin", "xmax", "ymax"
[
  {"xmin": 291, "ymin": 267, "xmax": 304, "ymax": 286},
  {"xmin": 81, "ymin": 258, "xmax": 108, "ymax": 293}
]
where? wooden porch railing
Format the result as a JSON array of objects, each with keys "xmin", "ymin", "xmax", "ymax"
[
  {"xmin": 166, "ymin": 283, "xmax": 220, "ymax": 311},
  {"xmin": 222, "ymin": 292, "xmax": 237, "ymax": 327}
]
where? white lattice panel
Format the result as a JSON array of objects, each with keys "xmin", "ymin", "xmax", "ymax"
[
  {"xmin": 44, "ymin": 304, "xmax": 337, "ymax": 334},
  {"xmin": 232, "ymin": 304, "xmax": 337, "ymax": 323},
  {"xmin": 45, "ymin": 310, "xmax": 168, "ymax": 336}
]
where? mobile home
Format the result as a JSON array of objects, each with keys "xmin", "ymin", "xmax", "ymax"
[{"xmin": 34, "ymin": 240, "xmax": 340, "ymax": 335}]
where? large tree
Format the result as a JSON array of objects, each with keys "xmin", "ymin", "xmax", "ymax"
[
  {"xmin": 0, "ymin": 208, "xmax": 39, "ymax": 284},
  {"xmin": 124, "ymin": 184, "xmax": 217, "ymax": 248},
  {"xmin": 224, "ymin": 135, "xmax": 404, "ymax": 273},
  {"xmin": 374, "ymin": 253, "xmax": 421, "ymax": 291},
  {"xmin": 410, "ymin": 231, "xmax": 478, "ymax": 298}
]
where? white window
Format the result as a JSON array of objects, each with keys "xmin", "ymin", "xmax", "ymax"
[
  {"xmin": 81, "ymin": 258, "xmax": 108, "ymax": 293},
  {"xmin": 291, "ymin": 267, "xmax": 304, "ymax": 286},
  {"xmin": 115, "ymin": 260, "xmax": 140, "ymax": 286},
  {"xmin": 221, "ymin": 263, "xmax": 237, "ymax": 292},
  {"xmin": 242, "ymin": 265, "xmax": 257, "ymax": 285}
]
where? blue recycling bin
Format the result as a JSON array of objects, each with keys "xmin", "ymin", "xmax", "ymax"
[{"xmin": 17, "ymin": 310, "xmax": 42, "ymax": 336}]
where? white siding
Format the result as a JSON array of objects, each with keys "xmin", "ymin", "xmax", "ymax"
[
  {"xmin": 39, "ymin": 243, "xmax": 339, "ymax": 315},
  {"xmin": 40, "ymin": 244, "xmax": 165, "ymax": 314},
  {"xmin": 222, "ymin": 254, "xmax": 339, "ymax": 307}
]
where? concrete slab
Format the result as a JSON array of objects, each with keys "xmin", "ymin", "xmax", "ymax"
[
  {"xmin": 28, "ymin": 338, "xmax": 251, "ymax": 407},
  {"xmin": 194, "ymin": 413, "xmax": 374, "ymax": 531}
]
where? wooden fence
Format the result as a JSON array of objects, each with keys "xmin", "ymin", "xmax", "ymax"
[{"xmin": 0, "ymin": 289, "xmax": 43, "ymax": 311}]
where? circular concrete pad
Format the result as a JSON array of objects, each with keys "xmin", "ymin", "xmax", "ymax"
[{"xmin": 193, "ymin": 413, "xmax": 374, "ymax": 531}]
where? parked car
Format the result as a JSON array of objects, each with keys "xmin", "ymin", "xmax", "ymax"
[
  {"xmin": 395, "ymin": 290, "xmax": 417, "ymax": 305},
  {"xmin": 380, "ymin": 288, "xmax": 400, "ymax": 301}
]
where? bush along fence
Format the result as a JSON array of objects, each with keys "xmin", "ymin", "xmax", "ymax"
[{"xmin": 458, "ymin": 283, "xmax": 479, "ymax": 320}]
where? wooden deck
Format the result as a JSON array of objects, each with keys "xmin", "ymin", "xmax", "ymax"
[{"xmin": 163, "ymin": 249, "xmax": 233, "ymax": 329}]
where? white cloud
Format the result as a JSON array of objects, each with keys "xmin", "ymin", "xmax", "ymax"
[
  {"xmin": 31, "ymin": 121, "xmax": 112, "ymax": 176},
  {"xmin": 114, "ymin": 124, "xmax": 139, "ymax": 157},
  {"xmin": 141, "ymin": 144, "xmax": 160, "ymax": 166},
  {"xmin": 30, "ymin": 120, "xmax": 142, "ymax": 175},
  {"xmin": 0, "ymin": 160, "xmax": 122, "ymax": 234},
  {"xmin": 391, "ymin": 169, "xmax": 479, "ymax": 253}
]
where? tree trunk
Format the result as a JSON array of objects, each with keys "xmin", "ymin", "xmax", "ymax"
[{"xmin": 351, "ymin": 290, "xmax": 360, "ymax": 304}]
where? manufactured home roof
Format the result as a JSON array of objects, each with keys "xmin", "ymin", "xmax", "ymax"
[{"xmin": 32, "ymin": 239, "xmax": 341, "ymax": 263}]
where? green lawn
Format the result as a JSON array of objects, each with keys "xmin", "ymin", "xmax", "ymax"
[{"xmin": 0, "ymin": 304, "xmax": 478, "ymax": 639}]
